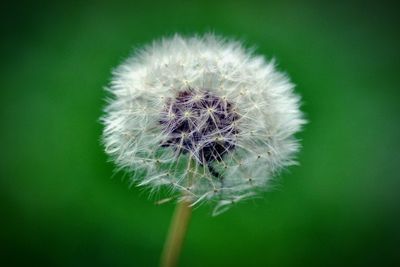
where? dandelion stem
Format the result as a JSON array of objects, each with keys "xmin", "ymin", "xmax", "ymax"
[{"xmin": 160, "ymin": 200, "xmax": 192, "ymax": 267}]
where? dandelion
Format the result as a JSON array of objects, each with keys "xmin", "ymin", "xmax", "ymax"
[{"xmin": 102, "ymin": 34, "xmax": 305, "ymax": 267}]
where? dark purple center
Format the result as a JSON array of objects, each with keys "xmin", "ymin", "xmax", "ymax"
[{"xmin": 160, "ymin": 89, "xmax": 239, "ymax": 165}]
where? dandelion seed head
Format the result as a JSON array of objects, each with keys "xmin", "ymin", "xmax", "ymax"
[{"xmin": 102, "ymin": 34, "xmax": 306, "ymax": 215}]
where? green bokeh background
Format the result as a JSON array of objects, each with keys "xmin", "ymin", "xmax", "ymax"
[{"xmin": 1, "ymin": 1, "xmax": 399, "ymax": 266}]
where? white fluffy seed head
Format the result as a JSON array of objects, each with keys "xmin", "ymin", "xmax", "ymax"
[{"xmin": 102, "ymin": 34, "xmax": 306, "ymax": 215}]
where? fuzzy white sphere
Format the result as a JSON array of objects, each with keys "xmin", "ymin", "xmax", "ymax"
[{"xmin": 102, "ymin": 34, "xmax": 305, "ymax": 215}]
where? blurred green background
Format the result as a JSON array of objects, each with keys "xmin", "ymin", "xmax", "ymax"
[{"xmin": 1, "ymin": 0, "xmax": 399, "ymax": 266}]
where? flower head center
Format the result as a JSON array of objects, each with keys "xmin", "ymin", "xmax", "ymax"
[{"xmin": 160, "ymin": 89, "xmax": 239, "ymax": 164}]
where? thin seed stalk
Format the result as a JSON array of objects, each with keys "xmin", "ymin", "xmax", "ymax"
[
  {"xmin": 160, "ymin": 200, "xmax": 192, "ymax": 267},
  {"xmin": 160, "ymin": 161, "xmax": 195, "ymax": 267}
]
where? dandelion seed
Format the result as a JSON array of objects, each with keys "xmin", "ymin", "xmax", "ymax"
[{"xmin": 102, "ymin": 34, "xmax": 306, "ymax": 214}]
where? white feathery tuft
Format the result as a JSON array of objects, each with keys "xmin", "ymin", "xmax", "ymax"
[{"xmin": 102, "ymin": 34, "xmax": 306, "ymax": 215}]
